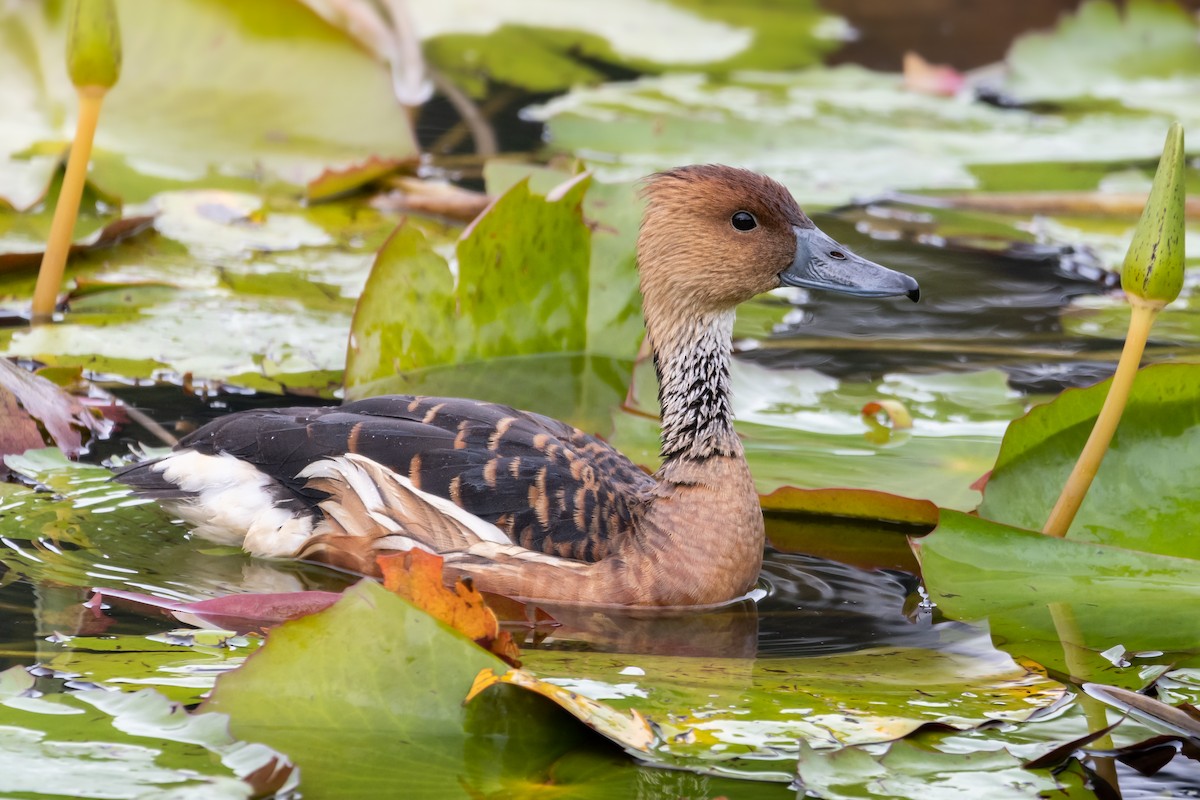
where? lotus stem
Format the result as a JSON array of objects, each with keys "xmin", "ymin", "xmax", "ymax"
[
  {"xmin": 1043, "ymin": 123, "xmax": 1183, "ymax": 537},
  {"xmin": 31, "ymin": 87, "xmax": 107, "ymax": 322},
  {"xmin": 32, "ymin": 0, "xmax": 121, "ymax": 323},
  {"xmin": 1042, "ymin": 300, "xmax": 1157, "ymax": 537}
]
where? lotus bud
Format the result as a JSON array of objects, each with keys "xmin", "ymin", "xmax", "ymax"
[
  {"xmin": 1121, "ymin": 122, "xmax": 1185, "ymax": 309},
  {"xmin": 67, "ymin": 0, "xmax": 122, "ymax": 91}
]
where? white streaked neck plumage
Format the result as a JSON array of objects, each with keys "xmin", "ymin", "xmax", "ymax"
[{"xmin": 651, "ymin": 310, "xmax": 741, "ymax": 462}]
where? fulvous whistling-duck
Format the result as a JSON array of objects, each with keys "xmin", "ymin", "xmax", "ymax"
[{"xmin": 118, "ymin": 165, "xmax": 919, "ymax": 606}]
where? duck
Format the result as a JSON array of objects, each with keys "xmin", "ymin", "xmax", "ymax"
[{"xmin": 117, "ymin": 165, "xmax": 919, "ymax": 607}]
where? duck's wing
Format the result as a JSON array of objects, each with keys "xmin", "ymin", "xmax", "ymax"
[{"xmin": 117, "ymin": 395, "xmax": 655, "ymax": 562}]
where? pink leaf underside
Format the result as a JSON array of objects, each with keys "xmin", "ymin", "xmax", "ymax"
[{"xmin": 92, "ymin": 587, "xmax": 343, "ymax": 633}]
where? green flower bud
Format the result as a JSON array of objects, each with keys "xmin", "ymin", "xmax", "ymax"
[
  {"xmin": 1121, "ymin": 122, "xmax": 1185, "ymax": 308},
  {"xmin": 67, "ymin": 0, "xmax": 121, "ymax": 90}
]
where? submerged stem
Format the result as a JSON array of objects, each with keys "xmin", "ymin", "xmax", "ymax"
[
  {"xmin": 1042, "ymin": 301, "xmax": 1159, "ymax": 537},
  {"xmin": 1049, "ymin": 602, "xmax": 1120, "ymax": 792},
  {"xmin": 31, "ymin": 86, "xmax": 106, "ymax": 323}
]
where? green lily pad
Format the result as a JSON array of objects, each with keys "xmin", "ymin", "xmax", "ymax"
[
  {"xmin": 0, "ymin": 189, "xmax": 407, "ymax": 393},
  {"xmin": 0, "ymin": 665, "xmax": 290, "ymax": 799},
  {"xmin": 794, "ymin": 738, "xmax": 1068, "ymax": 800},
  {"xmin": 979, "ymin": 362, "xmax": 1200, "ymax": 556},
  {"xmin": 348, "ymin": 176, "xmax": 588, "ymax": 380},
  {"xmin": 1004, "ymin": 0, "xmax": 1200, "ymax": 105},
  {"xmin": 38, "ymin": 633, "xmax": 258, "ymax": 705},
  {"xmin": 528, "ymin": 66, "xmax": 1199, "ymax": 207},
  {"xmin": 914, "ymin": 510, "xmax": 1200, "ymax": 684},
  {"xmin": 488, "ymin": 637, "xmax": 1063, "ymax": 780},
  {"xmin": 345, "ymin": 175, "xmax": 643, "ymax": 428},
  {"xmin": 417, "ymin": 0, "xmax": 846, "ymax": 96},
  {"xmin": 203, "ymin": 579, "xmax": 587, "ymax": 800},
  {"xmin": 0, "ymin": 0, "xmax": 417, "ymax": 207}
]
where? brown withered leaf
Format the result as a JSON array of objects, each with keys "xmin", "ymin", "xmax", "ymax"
[
  {"xmin": 0, "ymin": 358, "xmax": 107, "ymax": 462},
  {"xmin": 0, "ymin": 389, "xmax": 46, "ymax": 459},
  {"xmin": 372, "ymin": 176, "xmax": 492, "ymax": 221},
  {"xmin": 377, "ymin": 549, "xmax": 521, "ymax": 666}
]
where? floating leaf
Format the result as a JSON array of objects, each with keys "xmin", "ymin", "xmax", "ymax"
[
  {"xmin": 345, "ymin": 176, "xmax": 643, "ymax": 430},
  {"xmin": 417, "ymin": 0, "xmax": 846, "ymax": 96},
  {"xmin": 760, "ymin": 486, "xmax": 937, "ymax": 527},
  {"xmin": 472, "ymin": 637, "xmax": 1063, "ymax": 780},
  {"xmin": 469, "ymin": 667, "xmax": 657, "ymax": 753},
  {"xmin": 0, "ymin": 665, "xmax": 291, "ymax": 799},
  {"xmin": 1083, "ymin": 682, "xmax": 1200, "ymax": 741},
  {"xmin": 979, "ymin": 363, "xmax": 1200, "ymax": 555},
  {"xmin": 37, "ymin": 632, "xmax": 258, "ymax": 704},
  {"xmin": 1004, "ymin": 0, "xmax": 1200, "ymax": 105},
  {"xmin": 305, "ymin": 156, "xmax": 410, "ymax": 203},
  {"xmin": 529, "ymin": 66, "xmax": 1198, "ymax": 207},
  {"xmin": 0, "ymin": 190, "xmax": 407, "ymax": 394},
  {"xmin": 0, "ymin": 214, "xmax": 155, "ymax": 274},
  {"xmin": 93, "ymin": 586, "xmax": 343, "ymax": 634},
  {"xmin": 0, "ymin": 0, "xmax": 418, "ymax": 206},
  {"xmin": 795, "ymin": 738, "xmax": 1063, "ymax": 800},
  {"xmin": 203, "ymin": 580, "xmax": 585, "ymax": 799},
  {"xmin": 914, "ymin": 510, "xmax": 1200, "ymax": 681}
]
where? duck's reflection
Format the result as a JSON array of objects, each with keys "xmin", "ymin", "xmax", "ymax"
[{"xmin": 512, "ymin": 548, "xmax": 967, "ymax": 660}]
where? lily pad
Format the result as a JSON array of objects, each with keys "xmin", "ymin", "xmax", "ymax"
[
  {"xmin": 0, "ymin": 664, "xmax": 290, "ymax": 799},
  {"xmin": 914, "ymin": 510, "xmax": 1200, "ymax": 682},
  {"xmin": 36, "ymin": 633, "xmax": 258, "ymax": 705},
  {"xmin": 203, "ymin": 579, "xmax": 587, "ymax": 799},
  {"xmin": 0, "ymin": 190, "xmax": 406, "ymax": 394},
  {"xmin": 477, "ymin": 636, "xmax": 1064, "ymax": 780},
  {"xmin": 345, "ymin": 175, "xmax": 643, "ymax": 429},
  {"xmin": 795, "ymin": 738, "xmax": 1066, "ymax": 800},
  {"xmin": 1004, "ymin": 0, "xmax": 1200, "ymax": 106},
  {"xmin": 528, "ymin": 66, "xmax": 1199, "ymax": 207},
  {"xmin": 0, "ymin": 358, "xmax": 106, "ymax": 460},
  {"xmin": 417, "ymin": 0, "xmax": 847, "ymax": 96},
  {"xmin": 979, "ymin": 362, "xmax": 1200, "ymax": 556},
  {"xmin": 0, "ymin": 0, "xmax": 417, "ymax": 207}
]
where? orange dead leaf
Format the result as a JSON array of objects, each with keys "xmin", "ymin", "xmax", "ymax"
[{"xmin": 378, "ymin": 549, "xmax": 521, "ymax": 667}]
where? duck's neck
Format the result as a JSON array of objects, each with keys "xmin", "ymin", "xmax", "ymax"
[{"xmin": 652, "ymin": 310, "xmax": 742, "ymax": 463}]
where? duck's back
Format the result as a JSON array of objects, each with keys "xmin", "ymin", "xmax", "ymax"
[{"xmin": 118, "ymin": 395, "xmax": 654, "ymax": 563}]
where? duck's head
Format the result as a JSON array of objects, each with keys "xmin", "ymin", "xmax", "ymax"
[{"xmin": 637, "ymin": 165, "xmax": 919, "ymax": 316}]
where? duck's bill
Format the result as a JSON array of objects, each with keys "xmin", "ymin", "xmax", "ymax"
[{"xmin": 781, "ymin": 226, "xmax": 920, "ymax": 302}]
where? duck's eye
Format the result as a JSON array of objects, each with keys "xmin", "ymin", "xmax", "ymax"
[
  {"xmin": 830, "ymin": 250, "xmax": 847, "ymax": 260},
  {"xmin": 731, "ymin": 211, "xmax": 757, "ymax": 232}
]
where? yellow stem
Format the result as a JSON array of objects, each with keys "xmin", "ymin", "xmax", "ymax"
[
  {"xmin": 31, "ymin": 86, "xmax": 107, "ymax": 323},
  {"xmin": 1042, "ymin": 301, "xmax": 1159, "ymax": 537}
]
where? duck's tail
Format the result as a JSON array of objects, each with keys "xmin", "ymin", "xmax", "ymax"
[{"xmin": 296, "ymin": 453, "xmax": 561, "ymax": 576}]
